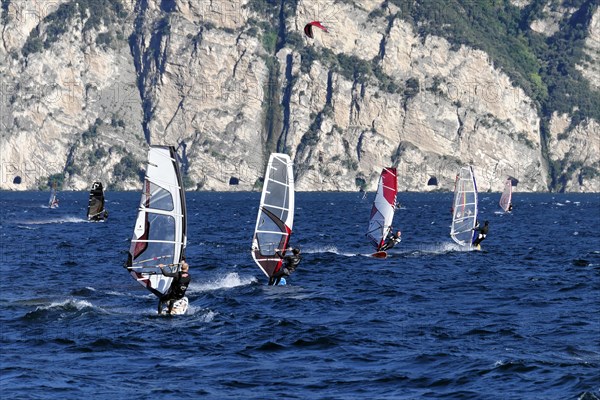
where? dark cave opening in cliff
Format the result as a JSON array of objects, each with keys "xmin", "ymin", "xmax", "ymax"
[
  {"xmin": 13, "ymin": 176, "xmax": 22, "ymax": 184},
  {"xmin": 427, "ymin": 176, "xmax": 438, "ymax": 186},
  {"xmin": 229, "ymin": 177, "xmax": 239, "ymax": 185}
]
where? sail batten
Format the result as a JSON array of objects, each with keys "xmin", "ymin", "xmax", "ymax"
[
  {"xmin": 252, "ymin": 153, "xmax": 295, "ymax": 278},
  {"xmin": 450, "ymin": 166, "xmax": 478, "ymax": 247},
  {"xmin": 126, "ymin": 146, "xmax": 187, "ymax": 297},
  {"xmin": 366, "ymin": 167, "xmax": 398, "ymax": 251}
]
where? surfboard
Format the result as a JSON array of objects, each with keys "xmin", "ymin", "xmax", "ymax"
[
  {"xmin": 366, "ymin": 167, "xmax": 398, "ymax": 258},
  {"xmin": 125, "ymin": 146, "xmax": 188, "ymax": 314},
  {"xmin": 169, "ymin": 297, "xmax": 189, "ymax": 315},
  {"xmin": 251, "ymin": 153, "xmax": 295, "ymax": 285}
]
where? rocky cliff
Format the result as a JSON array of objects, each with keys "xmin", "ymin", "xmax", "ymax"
[{"xmin": 0, "ymin": 0, "xmax": 598, "ymax": 192}]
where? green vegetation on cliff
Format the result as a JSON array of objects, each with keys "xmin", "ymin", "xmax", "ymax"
[{"xmin": 386, "ymin": 0, "xmax": 599, "ymax": 124}]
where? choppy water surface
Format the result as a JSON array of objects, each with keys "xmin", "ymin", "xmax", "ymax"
[{"xmin": 1, "ymin": 191, "xmax": 598, "ymax": 399}]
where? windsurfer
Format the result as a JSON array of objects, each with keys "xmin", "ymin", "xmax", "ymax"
[
  {"xmin": 472, "ymin": 221, "xmax": 489, "ymax": 247},
  {"xmin": 508, "ymin": 203, "xmax": 513, "ymax": 212},
  {"xmin": 379, "ymin": 230, "xmax": 401, "ymax": 251},
  {"xmin": 269, "ymin": 248, "xmax": 301, "ymax": 286},
  {"xmin": 157, "ymin": 262, "xmax": 191, "ymax": 314}
]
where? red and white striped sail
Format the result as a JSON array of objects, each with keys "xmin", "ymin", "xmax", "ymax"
[
  {"xmin": 499, "ymin": 178, "xmax": 512, "ymax": 212},
  {"xmin": 366, "ymin": 168, "xmax": 398, "ymax": 250},
  {"xmin": 251, "ymin": 154, "xmax": 295, "ymax": 278},
  {"xmin": 126, "ymin": 146, "xmax": 187, "ymax": 297}
]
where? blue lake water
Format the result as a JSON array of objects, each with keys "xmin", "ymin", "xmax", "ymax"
[{"xmin": 0, "ymin": 191, "xmax": 599, "ymax": 399}]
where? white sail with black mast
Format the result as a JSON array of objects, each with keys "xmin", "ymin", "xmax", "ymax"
[
  {"xmin": 125, "ymin": 146, "xmax": 187, "ymax": 300},
  {"xmin": 251, "ymin": 153, "xmax": 295, "ymax": 280}
]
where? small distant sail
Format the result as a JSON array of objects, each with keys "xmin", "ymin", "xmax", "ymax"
[
  {"xmin": 499, "ymin": 178, "xmax": 512, "ymax": 212},
  {"xmin": 87, "ymin": 182, "xmax": 107, "ymax": 221},
  {"xmin": 125, "ymin": 146, "xmax": 187, "ymax": 298},
  {"xmin": 450, "ymin": 166, "xmax": 478, "ymax": 247},
  {"xmin": 48, "ymin": 182, "xmax": 59, "ymax": 208},
  {"xmin": 252, "ymin": 153, "xmax": 295, "ymax": 278},
  {"xmin": 366, "ymin": 168, "xmax": 398, "ymax": 251}
]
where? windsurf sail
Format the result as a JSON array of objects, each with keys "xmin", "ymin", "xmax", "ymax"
[
  {"xmin": 251, "ymin": 153, "xmax": 294, "ymax": 278},
  {"xmin": 450, "ymin": 166, "xmax": 478, "ymax": 246},
  {"xmin": 87, "ymin": 181, "xmax": 107, "ymax": 221},
  {"xmin": 125, "ymin": 146, "xmax": 187, "ymax": 298},
  {"xmin": 366, "ymin": 167, "xmax": 398, "ymax": 251},
  {"xmin": 48, "ymin": 182, "xmax": 58, "ymax": 208},
  {"xmin": 499, "ymin": 178, "xmax": 512, "ymax": 212}
]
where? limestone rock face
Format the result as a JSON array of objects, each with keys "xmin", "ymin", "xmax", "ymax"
[
  {"xmin": 577, "ymin": 7, "xmax": 600, "ymax": 91},
  {"xmin": 282, "ymin": 18, "xmax": 546, "ymax": 192},
  {"xmin": 530, "ymin": 3, "xmax": 577, "ymax": 36},
  {"xmin": 0, "ymin": 0, "xmax": 144, "ymax": 190},
  {"xmin": 510, "ymin": 0, "xmax": 532, "ymax": 8},
  {"xmin": 1, "ymin": 0, "xmax": 598, "ymax": 193},
  {"xmin": 548, "ymin": 113, "xmax": 600, "ymax": 192}
]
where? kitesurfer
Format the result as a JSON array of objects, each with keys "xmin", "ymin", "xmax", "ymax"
[
  {"xmin": 472, "ymin": 220, "xmax": 489, "ymax": 247},
  {"xmin": 379, "ymin": 230, "xmax": 401, "ymax": 251},
  {"xmin": 157, "ymin": 261, "xmax": 191, "ymax": 314},
  {"xmin": 270, "ymin": 248, "xmax": 301, "ymax": 286}
]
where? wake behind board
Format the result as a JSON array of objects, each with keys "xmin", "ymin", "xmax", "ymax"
[
  {"xmin": 371, "ymin": 251, "xmax": 387, "ymax": 259},
  {"xmin": 166, "ymin": 297, "xmax": 188, "ymax": 315}
]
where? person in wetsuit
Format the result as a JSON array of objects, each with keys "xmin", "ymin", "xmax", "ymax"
[
  {"xmin": 472, "ymin": 220, "xmax": 489, "ymax": 247},
  {"xmin": 157, "ymin": 261, "xmax": 191, "ymax": 314},
  {"xmin": 269, "ymin": 248, "xmax": 301, "ymax": 286},
  {"xmin": 379, "ymin": 230, "xmax": 401, "ymax": 251}
]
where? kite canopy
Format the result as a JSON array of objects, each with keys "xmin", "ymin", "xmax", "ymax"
[{"xmin": 304, "ymin": 21, "xmax": 328, "ymax": 38}]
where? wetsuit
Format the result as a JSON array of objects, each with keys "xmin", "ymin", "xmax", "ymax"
[
  {"xmin": 158, "ymin": 268, "xmax": 191, "ymax": 313},
  {"xmin": 379, "ymin": 232, "xmax": 401, "ymax": 251},
  {"xmin": 269, "ymin": 252, "xmax": 301, "ymax": 286},
  {"xmin": 472, "ymin": 224, "xmax": 489, "ymax": 246}
]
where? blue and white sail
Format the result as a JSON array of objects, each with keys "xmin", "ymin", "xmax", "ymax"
[{"xmin": 450, "ymin": 166, "xmax": 478, "ymax": 247}]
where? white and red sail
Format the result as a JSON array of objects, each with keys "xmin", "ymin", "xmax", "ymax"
[
  {"xmin": 366, "ymin": 167, "xmax": 398, "ymax": 251},
  {"xmin": 252, "ymin": 153, "xmax": 295, "ymax": 278},
  {"xmin": 126, "ymin": 146, "xmax": 187, "ymax": 298}
]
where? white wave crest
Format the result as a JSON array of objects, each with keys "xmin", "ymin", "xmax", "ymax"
[
  {"xmin": 18, "ymin": 216, "xmax": 88, "ymax": 225},
  {"xmin": 38, "ymin": 299, "xmax": 94, "ymax": 311},
  {"xmin": 189, "ymin": 272, "xmax": 256, "ymax": 292},
  {"xmin": 303, "ymin": 245, "xmax": 357, "ymax": 257}
]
